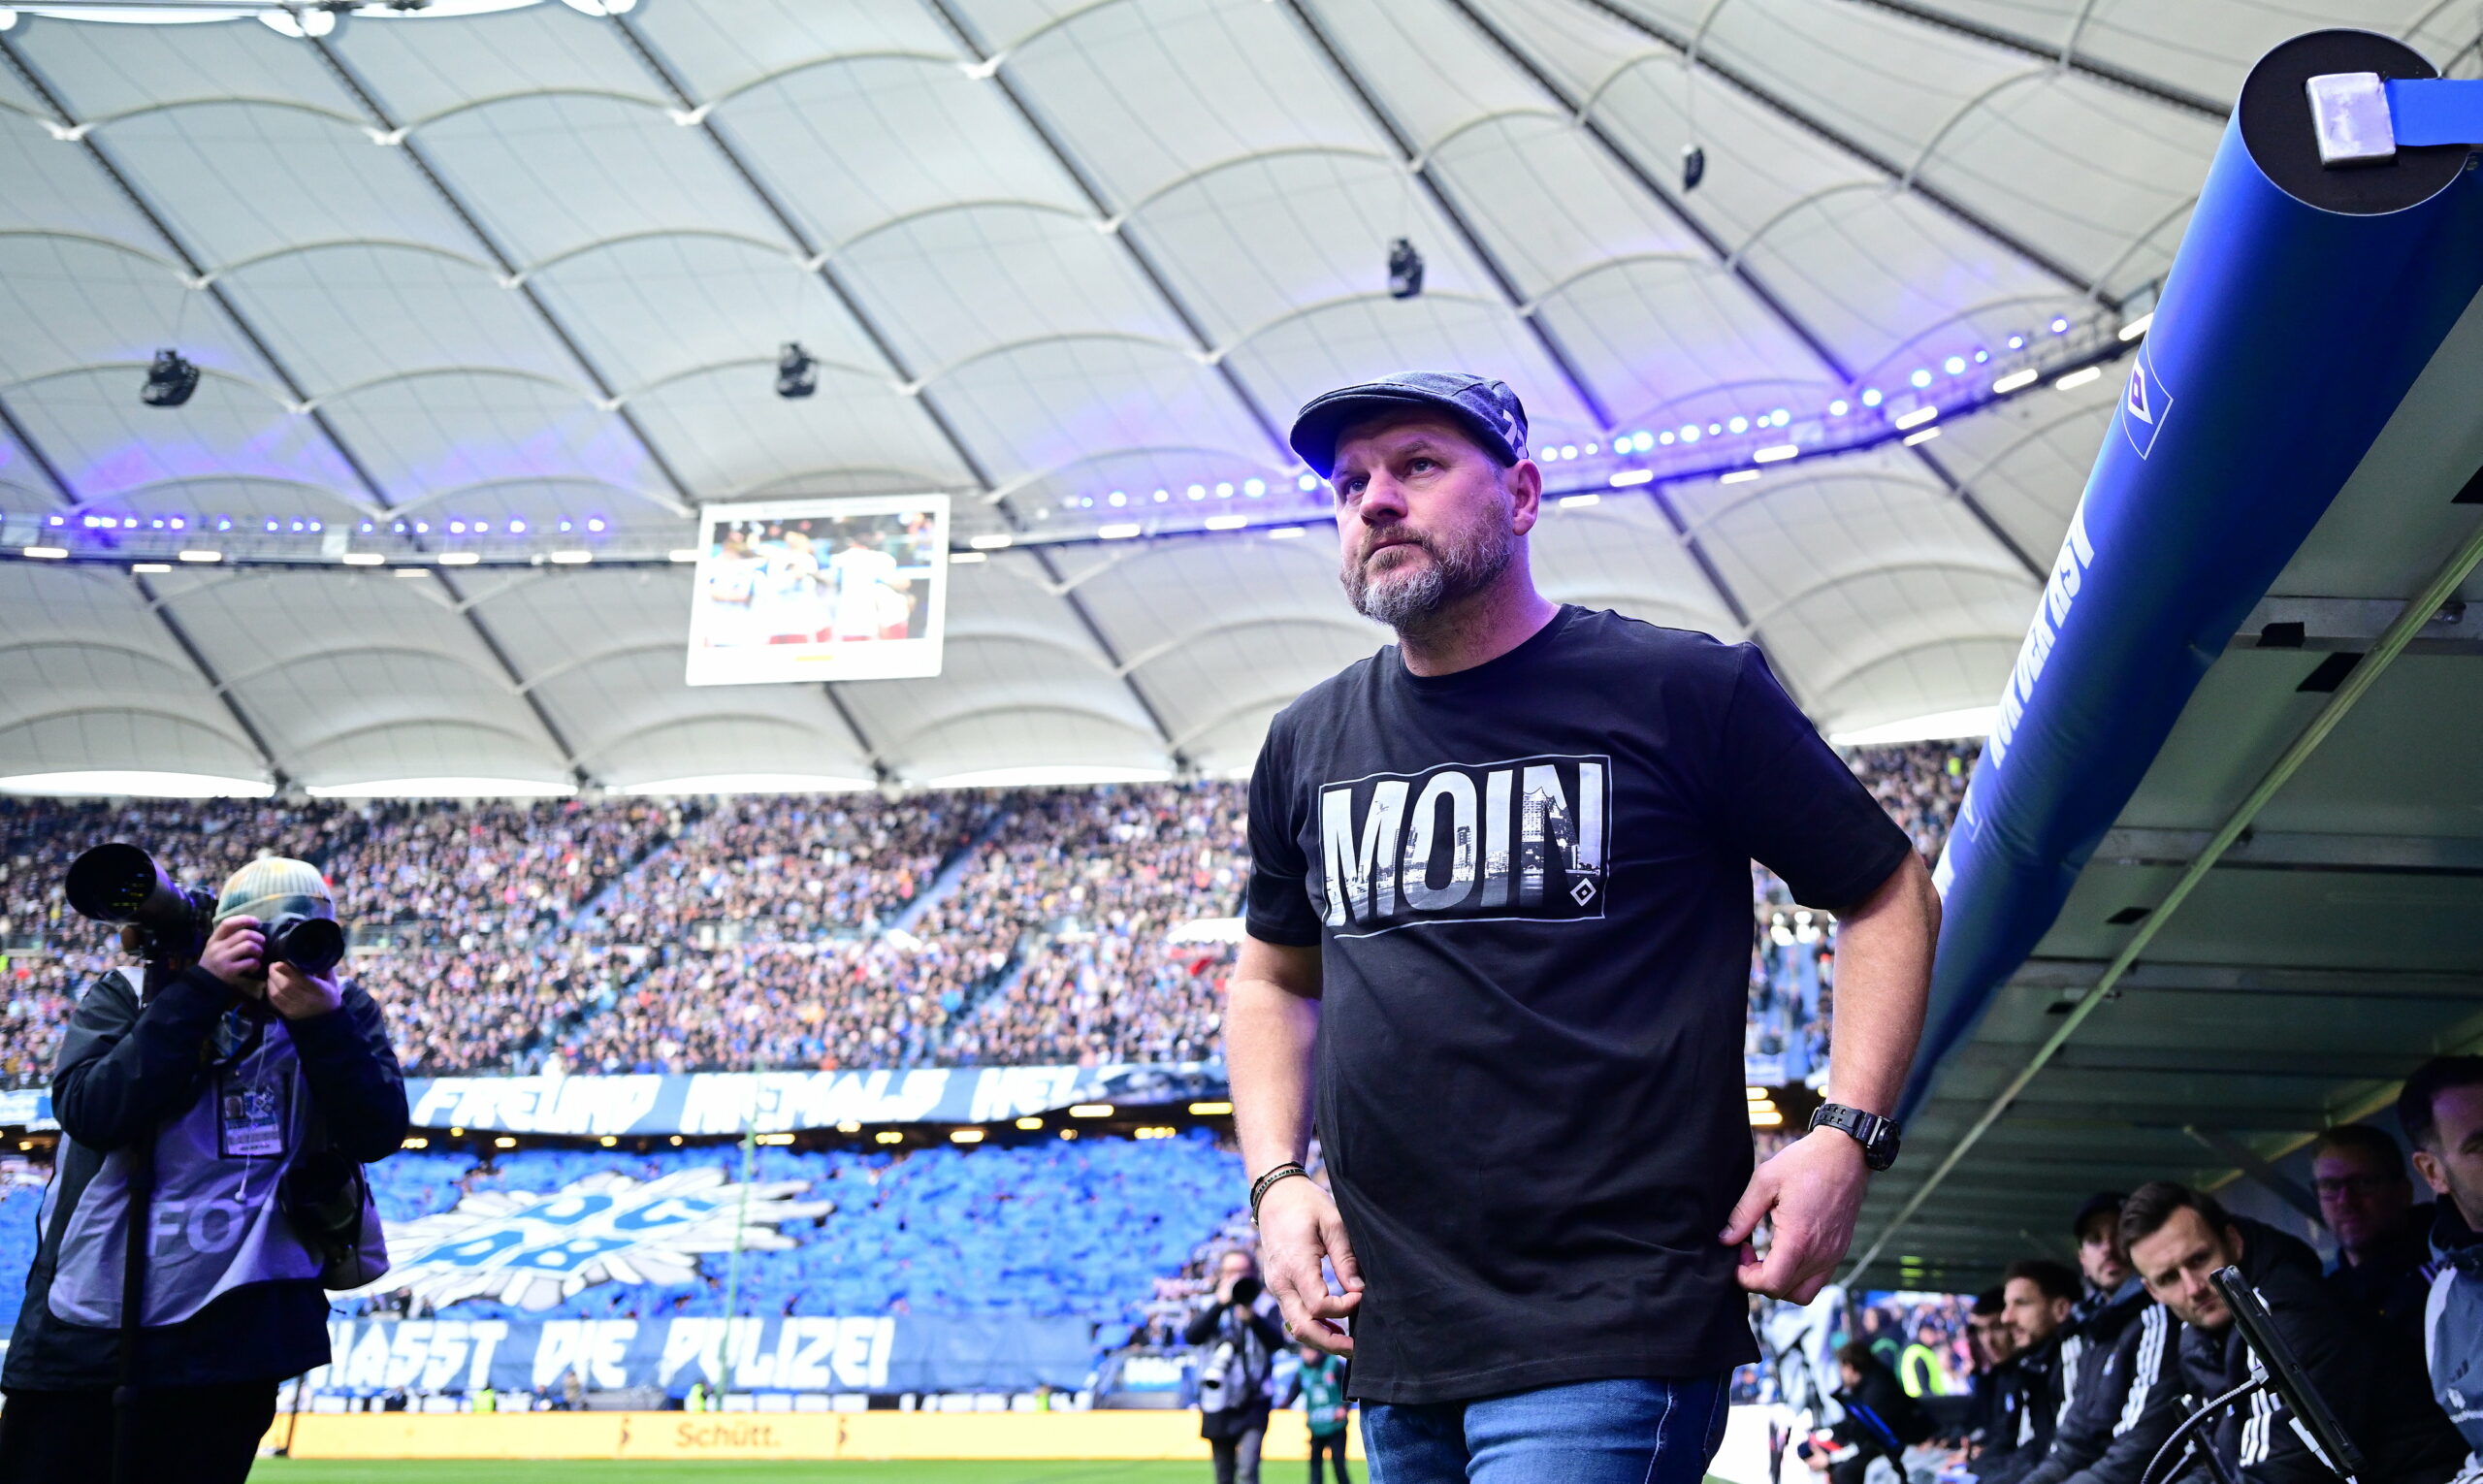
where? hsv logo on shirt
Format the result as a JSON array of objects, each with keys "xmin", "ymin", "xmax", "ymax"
[{"xmin": 1313, "ymin": 753, "xmax": 1610, "ymax": 937}]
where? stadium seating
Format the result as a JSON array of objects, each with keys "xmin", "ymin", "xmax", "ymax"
[
  {"xmin": 0, "ymin": 743, "xmax": 1970, "ymax": 1083},
  {"xmin": 0, "ymin": 752, "xmax": 1972, "ymax": 1396}
]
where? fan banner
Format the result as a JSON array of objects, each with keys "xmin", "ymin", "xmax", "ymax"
[
  {"xmin": 305, "ymin": 1312, "xmax": 1093, "ymax": 1397},
  {"xmin": 1905, "ymin": 33, "xmax": 2483, "ymax": 1122},
  {"xmin": 398, "ymin": 1063, "xmax": 1227, "ymax": 1137},
  {"xmin": 686, "ymin": 495, "xmax": 950, "ymax": 686},
  {"xmin": 0, "ymin": 1051, "xmax": 1800, "ymax": 1135}
]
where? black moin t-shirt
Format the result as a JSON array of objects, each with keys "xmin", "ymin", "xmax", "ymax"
[{"xmin": 1245, "ymin": 606, "xmax": 1914, "ymax": 1404}]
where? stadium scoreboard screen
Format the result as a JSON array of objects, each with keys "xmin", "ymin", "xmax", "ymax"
[{"xmin": 686, "ymin": 495, "xmax": 951, "ymax": 686}]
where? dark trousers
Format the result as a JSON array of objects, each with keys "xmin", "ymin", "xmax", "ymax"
[
  {"xmin": 0, "ymin": 1383, "xmax": 277, "ymax": 1484},
  {"xmin": 1310, "ymin": 1427, "xmax": 1353, "ymax": 1484},
  {"xmin": 1210, "ymin": 1424, "xmax": 1266, "ymax": 1484}
]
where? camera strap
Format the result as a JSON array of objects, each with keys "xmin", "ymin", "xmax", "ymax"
[{"xmin": 113, "ymin": 963, "xmax": 158, "ymax": 1484}]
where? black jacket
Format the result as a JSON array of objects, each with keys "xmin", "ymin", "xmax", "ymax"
[
  {"xmin": 1958, "ymin": 1365, "xmax": 2013, "ymax": 1450},
  {"xmin": 2019, "ymin": 1279, "xmax": 2182, "ymax": 1484},
  {"xmin": 1833, "ymin": 1360, "xmax": 1929, "ymax": 1461},
  {"xmin": 1974, "ymin": 1335, "xmax": 2067, "ymax": 1484},
  {"xmin": 2174, "ymin": 1217, "xmax": 2365, "ymax": 1484},
  {"xmin": 3, "ymin": 965, "xmax": 405, "ymax": 1391},
  {"xmin": 1183, "ymin": 1289, "xmax": 1285, "ymax": 1440},
  {"xmin": 2323, "ymin": 1207, "xmax": 2468, "ymax": 1483}
]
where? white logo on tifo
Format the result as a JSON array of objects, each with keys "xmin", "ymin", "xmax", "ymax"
[{"xmin": 343, "ymin": 1168, "xmax": 830, "ymax": 1312}]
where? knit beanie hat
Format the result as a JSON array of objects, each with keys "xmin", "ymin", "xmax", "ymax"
[{"xmin": 214, "ymin": 855, "xmax": 335, "ymax": 923}]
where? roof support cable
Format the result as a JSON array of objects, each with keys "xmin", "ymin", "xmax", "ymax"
[
  {"xmin": 304, "ymin": 38, "xmax": 699, "ymax": 520},
  {"xmin": 606, "ymin": 14, "xmax": 1194, "ymax": 776},
  {"xmin": 0, "ymin": 391, "xmax": 292, "ymax": 790},
  {"xmin": 0, "ymin": 35, "xmax": 588, "ymax": 787},
  {"xmin": 1436, "ymin": 0, "xmax": 2052, "ymax": 605},
  {"xmin": 1560, "ymin": 0, "xmax": 2114, "ymax": 307},
  {"xmin": 1844, "ymin": 507, "xmax": 2483, "ymax": 1286},
  {"xmin": 1288, "ymin": 0, "xmax": 1795, "ymax": 692},
  {"xmin": 1278, "ymin": 0, "xmax": 1621, "ymax": 432},
  {"xmin": 600, "ymin": 15, "xmax": 999, "ymax": 497},
  {"xmin": 1840, "ymin": 0, "xmax": 2230, "ymax": 121},
  {"xmin": 918, "ymin": 0, "xmax": 1299, "ymax": 469}
]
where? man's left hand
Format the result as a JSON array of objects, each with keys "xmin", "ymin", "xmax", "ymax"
[
  {"xmin": 265, "ymin": 962, "xmax": 343, "ymax": 1020},
  {"xmin": 1721, "ymin": 1126, "xmax": 1870, "ymax": 1301}
]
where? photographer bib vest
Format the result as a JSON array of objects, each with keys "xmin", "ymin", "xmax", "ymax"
[{"xmin": 42, "ymin": 968, "xmax": 324, "ymax": 1328}]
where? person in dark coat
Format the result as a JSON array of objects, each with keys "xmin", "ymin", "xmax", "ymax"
[
  {"xmin": 2309, "ymin": 1123, "xmax": 2467, "ymax": 1482},
  {"xmin": 0, "ymin": 857, "xmax": 405, "ymax": 1484},
  {"xmin": 2122, "ymin": 1181, "xmax": 2365, "ymax": 1484},
  {"xmin": 1952, "ymin": 1287, "xmax": 2018, "ymax": 1460},
  {"xmin": 1806, "ymin": 1340, "xmax": 1927, "ymax": 1484},
  {"xmin": 1972, "ymin": 1260, "xmax": 2077, "ymax": 1484},
  {"xmin": 2020, "ymin": 1192, "xmax": 2182, "ymax": 1484},
  {"xmin": 2402, "ymin": 1055, "xmax": 2483, "ymax": 1484},
  {"xmin": 1186, "ymin": 1247, "xmax": 1287, "ymax": 1484}
]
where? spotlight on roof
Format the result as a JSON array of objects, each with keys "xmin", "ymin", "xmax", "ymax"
[
  {"xmin": 140, "ymin": 349, "xmax": 199, "ymax": 408},
  {"xmin": 775, "ymin": 342, "xmax": 819, "ymax": 400},
  {"xmin": 1386, "ymin": 238, "xmax": 1424, "ymax": 300},
  {"xmin": 1682, "ymin": 145, "xmax": 1706, "ymax": 192}
]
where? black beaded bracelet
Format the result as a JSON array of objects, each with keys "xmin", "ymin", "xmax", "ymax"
[{"xmin": 1248, "ymin": 1162, "xmax": 1309, "ymax": 1225}]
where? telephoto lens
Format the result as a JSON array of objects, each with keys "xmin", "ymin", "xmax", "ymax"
[{"xmin": 64, "ymin": 844, "xmax": 213, "ymax": 957}]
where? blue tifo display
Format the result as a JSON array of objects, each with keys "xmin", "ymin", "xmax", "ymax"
[{"xmin": 132, "ymin": 1132, "xmax": 1242, "ymax": 1398}]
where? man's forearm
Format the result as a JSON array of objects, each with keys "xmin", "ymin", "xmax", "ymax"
[
  {"xmin": 1227, "ymin": 972, "xmax": 1320, "ymax": 1180},
  {"xmin": 1824, "ymin": 853, "xmax": 1938, "ymax": 1117}
]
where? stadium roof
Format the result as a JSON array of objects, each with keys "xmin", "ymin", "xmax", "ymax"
[{"xmin": 0, "ymin": 0, "xmax": 2463, "ymax": 795}]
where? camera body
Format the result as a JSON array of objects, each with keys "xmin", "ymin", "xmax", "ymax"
[{"xmin": 65, "ymin": 844, "xmax": 346, "ymax": 977}]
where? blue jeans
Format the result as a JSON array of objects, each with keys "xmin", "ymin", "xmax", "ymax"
[{"xmin": 1362, "ymin": 1374, "xmax": 1731, "ymax": 1484}]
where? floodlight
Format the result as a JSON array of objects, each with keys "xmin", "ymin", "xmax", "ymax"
[
  {"xmin": 1386, "ymin": 238, "xmax": 1424, "ymax": 299},
  {"xmin": 141, "ymin": 349, "xmax": 199, "ymax": 408},
  {"xmin": 775, "ymin": 342, "xmax": 819, "ymax": 399}
]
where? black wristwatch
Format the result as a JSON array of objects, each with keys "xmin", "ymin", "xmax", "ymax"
[{"xmin": 1809, "ymin": 1103, "xmax": 1901, "ymax": 1172}]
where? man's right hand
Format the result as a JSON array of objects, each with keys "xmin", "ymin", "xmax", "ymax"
[
  {"xmin": 1256, "ymin": 1176, "xmax": 1362, "ymax": 1355},
  {"xmin": 200, "ymin": 915, "xmax": 265, "ymax": 989}
]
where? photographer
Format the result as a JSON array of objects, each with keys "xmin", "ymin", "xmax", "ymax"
[
  {"xmin": 0, "ymin": 858, "xmax": 406, "ymax": 1484},
  {"xmin": 1186, "ymin": 1247, "xmax": 1286, "ymax": 1484},
  {"xmin": 1802, "ymin": 1341, "xmax": 1928, "ymax": 1484}
]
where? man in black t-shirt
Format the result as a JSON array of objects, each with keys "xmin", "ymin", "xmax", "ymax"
[{"xmin": 1229, "ymin": 371, "xmax": 1941, "ymax": 1483}]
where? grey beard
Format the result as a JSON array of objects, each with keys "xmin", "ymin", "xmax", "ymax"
[{"xmin": 1343, "ymin": 524, "xmax": 1514, "ymax": 629}]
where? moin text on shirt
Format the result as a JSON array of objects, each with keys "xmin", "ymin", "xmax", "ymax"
[{"xmin": 1316, "ymin": 753, "xmax": 1610, "ymax": 938}]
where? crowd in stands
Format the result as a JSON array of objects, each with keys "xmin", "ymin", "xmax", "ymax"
[
  {"xmin": 1809, "ymin": 1054, "xmax": 2483, "ymax": 1484},
  {"xmin": 589, "ymin": 793, "xmax": 985, "ymax": 948},
  {"xmin": 0, "ymin": 797, "xmax": 346, "ymax": 946},
  {"xmin": 1744, "ymin": 744, "xmax": 1970, "ymax": 1081},
  {"xmin": 941, "ymin": 785, "xmax": 1247, "ymax": 1068},
  {"xmin": 367, "ymin": 943, "xmax": 645, "ymax": 1080},
  {"xmin": 0, "ymin": 740, "xmax": 1970, "ymax": 1083},
  {"xmin": 324, "ymin": 799, "xmax": 675, "ymax": 941}
]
